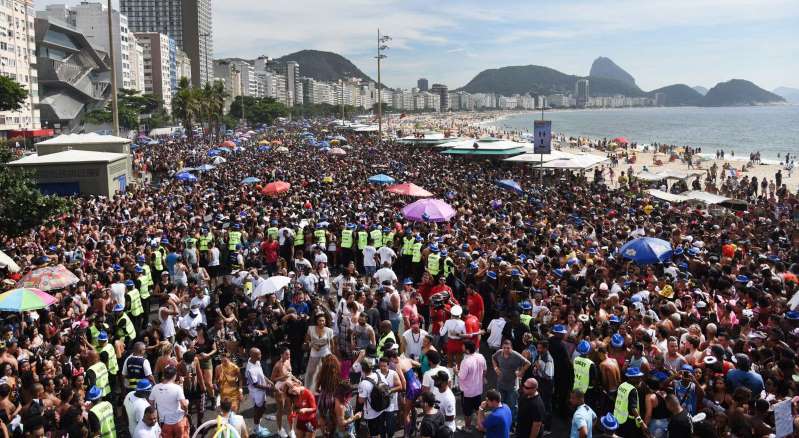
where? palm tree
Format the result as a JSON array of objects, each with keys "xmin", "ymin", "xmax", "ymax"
[
  {"xmin": 207, "ymin": 80, "xmax": 227, "ymax": 139},
  {"xmin": 172, "ymin": 77, "xmax": 198, "ymax": 138}
]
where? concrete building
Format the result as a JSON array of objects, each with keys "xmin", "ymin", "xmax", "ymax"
[
  {"xmin": 121, "ymin": 0, "xmax": 213, "ymax": 87},
  {"xmin": 213, "ymin": 60, "xmax": 241, "ymax": 109},
  {"xmin": 654, "ymin": 92, "xmax": 666, "ymax": 107},
  {"xmin": 34, "ymin": 15, "xmax": 111, "ymax": 133},
  {"xmin": 7, "ymin": 149, "xmax": 130, "ymax": 196},
  {"xmin": 575, "ymin": 79, "xmax": 589, "ymax": 108},
  {"xmin": 134, "ymin": 32, "xmax": 174, "ymax": 111},
  {"xmin": 1, "ymin": 0, "xmax": 40, "ymax": 136},
  {"xmin": 127, "ymin": 34, "xmax": 145, "ymax": 92},
  {"xmin": 430, "ymin": 83, "xmax": 449, "ymax": 111},
  {"xmin": 175, "ymin": 49, "xmax": 192, "ymax": 83},
  {"xmin": 417, "ymin": 78, "xmax": 428, "ymax": 92}
]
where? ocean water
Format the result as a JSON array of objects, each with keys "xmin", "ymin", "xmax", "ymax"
[{"xmin": 492, "ymin": 105, "xmax": 799, "ymax": 160}]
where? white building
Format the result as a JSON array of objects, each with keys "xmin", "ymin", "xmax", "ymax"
[
  {"xmin": 0, "ymin": 0, "xmax": 40, "ymax": 135},
  {"xmin": 127, "ymin": 34, "xmax": 145, "ymax": 93},
  {"xmin": 135, "ymin": 32, "xmax": 173, "ymax": 110},
  {"xmin": 175, "ymin": 49, "xmax": 192, "ymax": 83}
]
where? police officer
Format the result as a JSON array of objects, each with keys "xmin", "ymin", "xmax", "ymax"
[
  {"xmin": 121, "ymin": 342, "xmax": 153, "ymax": 392},
  {"xmin": 267, "ymin": 219, "xmax": 279, "ymax": 241},
  {"xmin": 314, "ymin": 223, "xmax": 327, "ymax": 248},
  {"xmin": 198, "ymin": 226, "xmax": 213, "ymax": 266},
  {"xmin": 340, "ymin": 223, "xmax": 355, "ymax": 268},
  {"xmin": 228, "ymin": 223, "xmax": 243, "ymax": 250},
  {"xmin": 295, "ymin": 223, "xmax": 306, "ymax": 251},
  {"xmin": 370, "ymin": 224, "xmax": 383, "ymax": 248},
  {"xmin": 356, "ymin": 224, "xmax": 369, "ymax": 271},
  {"xmin": 573, "ymin": 340, "xmax": 601, "ymax": 411},
  {"xmin": 441, "ymin": 249, "xmax": 455, "ymax": 286},
  {"xmin": 85, "ymin": 344, "xmax": 111, "ymax": 399},
  {"xmin": 89, "ymin": 317, "xmax": 109, "ymax": 348},
  {"xmin": 614, "ymin": 367, "xmax": 646, "ymax": 438},
  {"xmin": 519, "ymin": 301, "xmax": 534, "ymax": 328},
  {"xmin": 152, "ymin": 239, "xmax": 168, "ymax": 279},
  {"xmin": 113, "ymin": 303, "xmax": 136, "ymax": 344},
  {"xmin": 426, "ymin": 244, "xmax": 441, "ymax": 277},
  {"xmin": 87, "ymin": 385, "xmax": 116, "ymax": 438},
  {"xmin": 125, "ymin": 279, "xmax": 144, "ymax": 330},
  {"xmin": 410, "ymin": 235, "xmax": 424, "ymax": 281},
  {"xmin": 134, "ymin": 262, "xmax": 152, "ymax": 320},
  {"xmin": 382, "ymin": 227, "xmax": 395, "ymax": 250}
]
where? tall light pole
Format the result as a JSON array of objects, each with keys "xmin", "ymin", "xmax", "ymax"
[
  {"xmin": 376, "ymin": 29, "xmax": 390, "ymax": 146},
  {"xmin": 106, "ymin": 0, "xmax": 119, "ymax": 136}
]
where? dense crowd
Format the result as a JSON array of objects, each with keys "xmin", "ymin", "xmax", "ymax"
[{"xmin": 1, "ymin": 119, "xmax": 798, "ymax": 438}]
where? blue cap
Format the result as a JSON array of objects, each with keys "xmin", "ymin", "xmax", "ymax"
[
  {"xmin": 601, "ymin": 414, "xmax": 619, "ymax": 431},
  {"xmin": 577, "ymin": 340, "xmax": 591, "ymax": 355},
  {"xmin": 785, "ymin": 311, "xmax": 799, "ymax": 320},
  {"xmin": 680, "ymin": 364, "xmax": 694, "ymax": 373},
  {"xmin": 552, "ymin": 324, "xmax": 567, "ymax": 334},
  {"xmin": 611, "ymin": 333, "xmax": 624, "ymax": 348},
  {"xmin": 125, "ymin": 279, "xmax": 135, "ymax": 287},
  {"xmin": 429, "ymin": 244, "xmax": 439, "ymax": 253},
  {"xmin": 347, "ymin": 223, "xmax": 356, "ymax": 229},
  {"xmin": 383, "ymin": 227, "xmax": 391, "ymax": 233},
  {"xmin": 461, "ymin": 243, "xmax": 470, "ymax": 250},
  {"xmin": 415, "ymin": 235, "xmax": 423, "ymax": 242},
  {"xmin": 519, "ymin": 301, "xmax": 532, "ymax": 311},
  {"xmin": 440, "ymin": 250, "xmax": 448, "ymax": 257},
  {"xmin": 736, "ymin": 275, "xmax": 749, "ymax": 283},
  {"xmin": 134, "ymin": 266, "xmax": 144, "ymax": 273},
  {"xmin": 86, "ymin": 385, "xmax": 103, "ymax": 401},
  {"xmin": 687, "ymin": 247, "xmax": 700, "ymax": 256},
  {"xmin": 233, "ymin": 223, "xmax": 242, "ymax": 230},
  {"xmin": 97, "ymin": 331, "xmax": 109, "ymax": 341},
  {"xmin": 112, "ymin": 264, "xmax": 122, "ymax": 271},
  {"xmin": 609, "ymin": 315, "xmax": 621, "ymax": 324},
  {"xmin": 588, "ymin": 247, "xmax": 598, "ymax": 254},
  {"xmin": 270, "ymin": 219, "xmax": 278, "ymax": 225},
  {"xmin": 511, "ymin": 269, "xmax": 521, "ymax": 276},
  {"xmin": 553, "ymin": 268, "xmax": 565, "ymax": 278},
  {"xmin": 136, "ymin": 379, "xmax": 154, "ymax": 391},
  {"xmin": 113, "ymin": 303, "xmax": 124, "ymax": 312},
  {"xmin": 469, "ymin": 262, "xmax": 478, "ymax": 270},
  {"xmin": 674, "ymin": 247, "xmax": 684, "ymax": 256},
  {"xmin": 631, "ymin": 295, "xmax": 642, "ymax": 303},
  {"xmin": 160, "ymin": 237, "xmax": 170, "ymax": 244},
  {"xmin": 150, "ymin": 241, "xmax": 158, "ymax": 247},
  {"xmin": 136, "ymin": 255, "xmax": 145, "ymax": 262},
  {"xmin": 315, "ymin": 223, "xmax": 324, "ymax": 229},
  {"xmin": 486, "ymin": 271, "xmax": 497, "ymax": 280},
  {"xmin": 678, "ymin": 262, "xmax": 689, "ymax": 271},
  {"xmin": 625, "ymin": 367, "xmax": 644, "ymax": 378},
  {"xmin": 403, "ymin": 278, "xmax": 414, "ymax": 285},
  {"xmin": 566, "ymin": 257, "xmax": 580, "ymax": 266}
]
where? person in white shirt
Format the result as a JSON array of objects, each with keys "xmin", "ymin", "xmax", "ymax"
[
  {"xmin": 373, "ymin": 262, "xmax": 398, "ymax": 286},
  {"xmin": 439, "ymin": 305, "xmax": 466, "ymax": 365},
  {"xmin": 245, "ymin": 348, "xmax": 271, "ymax": 428},
  {"xmin": 189, "ymin": 288, "xmax": 210, "ymax": 325},
  {"xmin": 178, "ymin": 304, "xmax": 203, "ymax": 337},
  {"xmin": 401, "ymin": 317, "xmax": 428, "ymax": 359},
  {"xmin": 124, "ymin": 380, "xmax": 153, "ymax": 437},
  {"xmin": 148, "ymin": 366, "xmax": 188, "ymax": 433},
  {"xmin": 134, "ymin": 406, "xmax": 161, "ymax": 438},
  {"xmin": 362, "ymin": 245, "xmax": 378, "ymax": 282},
  {"xmin": 486, "ymin": 315, "xmax": 507, "ymax": 352},
  {"xmin": 357, "ymin": 359, "xmax": 386, "ymax": 438},
  {"xmin": 377, "ymin": 356, "xmax": 403, "ymax": 438},
  {"xmin": 430, "ymin": 370, "xmax": 457, "ymax": 432},
  {"xmin": 376, "ymin": 245, "xmax": 397, "ymax": 267},
  {"xmin": 219, "ymin": 398, "xmax": 249, "ymax": 438},
  {"xmin": 421, "ymin": 350, "xmax": 451, "ymax": 392},
  {"xmin": 313, "ymin": 246, "xmax": 328, "ymax": 267},
  {"xmin": 110, "ymin": 281, "xmax": 127, "ymax": 308}
]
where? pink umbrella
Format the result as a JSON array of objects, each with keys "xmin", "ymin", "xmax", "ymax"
[
  {"xmin": 18, "ymin": 265, "xmax": 79, "ymax": 291},
  {"xmin": 387, "ymin": 183, "xmax": 433, "ymax": 198},
  {"xmin": 402, "ymin": 198, "xmax": 456, "ymax": 222},
  {"xmin": 261, "ymin": 181, "xmax": 291, "ymax": 196},
  {"xmin": 328, "ymin": 147, "xmax": 346, "ymax": 156}
]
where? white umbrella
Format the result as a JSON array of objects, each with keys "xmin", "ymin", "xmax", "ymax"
[
  {"xmin": 212, "ymin": 156, "xmax": 227, "ymax": 165},
  {"xmin": 252, "ymin": 275, "xmax": 291, "ymax": 298},
  {"xmin": 0, "ymin": 250, "xmax": 20, "ymax": 273},
  {"xmin": 276, "ymin": 146, "xmax": 289, "ymax": 153}
]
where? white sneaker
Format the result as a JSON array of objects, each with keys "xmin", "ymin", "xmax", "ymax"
[
  {"xmin": 288, "ymin": 430, "xmax": 297, "ymax": 438},
  {"xmin": 278, "ymin": 428, "xmax": 288, "ymax": 438},
  {"xmin": 265, "ymin": 414, "xmax": 277, "ymax": 421}
]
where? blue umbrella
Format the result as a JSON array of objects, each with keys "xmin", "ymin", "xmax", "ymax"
[
  {"xmin": 207, "ymin": 149, "xmax": 221, "ymax": 157},
  {"xmin": 175, "ymin": 172, "xmax": 197, "ymax": 182},
  {"xmin": 147, "ymin": 140, "xmax": 159, "ymax": 146},
  {"xmin": 196, "ymin": 164, "xmax": 216, "ymax": 172},
  {"xmin": 241, "ymin": 177, "xmax": 261, "ymax": 184},
  {"xmin": 496, "ymin": 179, "xmax": 523, "ymax": 193},
  {"xmin": 368, "ymin": 174, "xmax": 396, "ymax": 184},
  {"xmin": 620, "ymin": 237, "xmax": 673, "ymax": 265},
  {"xmin": 258, "ymin": 145, "xmax": 271, "ymax": 152},
  {"xmin": 217, "ymin": 147, "xmax": 232, "ymax": 153}
]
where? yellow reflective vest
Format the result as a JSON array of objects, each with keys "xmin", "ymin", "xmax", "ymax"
[
  {"xmin": 427, "ymin": 253, "xmax": 441, "ymax": 276},
  {"xmin": 383, "ymin": 232, "xmax": 395, "ymax": 248},
  {"xmin": 97, "ymin": 343, "xmax": 118, "ymax": 375},
  {"xmin": 314, "ymin": 229, "xmax": 327, "ymax": 246},
  {"xmin": 573, "ymin": 357, "xmax": 593, "ymax": 393},
  {"xmin": 402, "ymin": 237, "xmax": 414, "ymax": 255},
  {"xmin": 341, "ymin": 229, "xmax": 354, "ymax": 248},
  {"xmin": 370, "ymin": 229, "xmax": 383, "ymax": 248},
  {"xmin": 127, "ymin": 288, "xmax": 143, "ymax": 317},
  {"xmin": 115, "ymin": 313, "xmax": 136, "ymax": 342},
  {"xmin": 295, "ymin": 228, "xmax": 305, "ymax": 246},
  {"xmin": 357, "ymin": 231, "xmax": 368, "ymax": 250},
  {"xmin": 614, "ymin": 382, "xmax": 636, "ymax": 425},
  {"xmin": 89, "ymin": 361, "xmax": 110, "ymax": 396},
  {"xmin": 411, "ymin": 242, "xmax": 423, "ymax": 263},
  {"xmin": 228, "ymin": 231, "xmax": 242, "ymax": 250},
  {"xmin": 90, "ymin": 401, "xmax": 116, "ymax": 438}
]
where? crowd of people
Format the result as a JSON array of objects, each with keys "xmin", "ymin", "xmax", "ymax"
[{"xmin": 0, "ymin": 118, "xmax": 798, "ymax": 438}]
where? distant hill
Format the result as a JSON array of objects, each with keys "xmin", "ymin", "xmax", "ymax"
[
  {"xmin": 773, "ymin": 86, "xmax": 799, "ymax": 103},
  {"xmin": 649, "ymin": 84, "xmax": 704, "ymax": 106},
  {"xmin": 701, "ymin": 79, "xmax": 785, "ymax": 106},
  {"xmin": 459, "ymin": 64, "xmax": 645, "ymax": 97},
  {"xmin": 275, "ymin": 50, "xmax": 375, "ymax": 84},
  {"xmin": 589, "ymin": 57, "xmax": 636, "ymax": 85},
  {"xmin": 692, "ymin": 86, "xmax": 708, "ymax": 95}
]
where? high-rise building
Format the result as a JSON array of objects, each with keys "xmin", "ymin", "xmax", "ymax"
[
  {"xmin": 417, "ymin": 78, "xmax": 428, "ymax": 92},
  {"xmin": 134, "ymin": 32, "xmax": 174, "ymax": 110},
  {"xmin": 430, "ymin": 83, "xmax": 449, "ymax": 112},
  {"xmin": 128, "ymin": 34, "xmax": 146, "ymax": 93},
  {"xmin": 1, "ymin": 0, "xmax": 40, "ymax": 136},
  {"xmin": 121, "ymin": 0, "xmax": 213, "ymax": 87},
  {"xmin": 575, "ymin": 79, "xmax": 589, "ymax": 108},
  {"xmin": 175, "ymin": 49, "xmax": 192, "ymax": 84}
]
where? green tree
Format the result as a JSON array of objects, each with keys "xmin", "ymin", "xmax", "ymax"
[
  {"xmin": 0, "ymin": 141, "xmax": 72, "ymax": 237},
  {"xmin": 229, "ymin": 96, "xmax": 288, "ymax": 125},
  {"xmin": 171, "ymin": 77, "xmax": 199, "ymax": 138},
  {"xmin": 0, "ymin": 76, "xmax": 27, "ymax": 111}
]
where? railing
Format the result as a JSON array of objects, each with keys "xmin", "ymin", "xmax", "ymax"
[{"xmin": 52, "ymin": 59, "xmax": 84, "ymax": 83}]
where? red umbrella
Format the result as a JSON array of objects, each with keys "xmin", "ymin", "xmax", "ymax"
[
  {"xmin": 386, "ymin": 183, "xmax": 433, "ymax": 198},
  {"xmin": 612, "ymin": 136, "xmax": 629, "ymax": 144},
  {"xmin": 221, "ymin": 140, "xmax": 236, "ymax": 148},
  {"xmin": 261, "ymin": 181, "xmax": 291, "ymax": 196}
]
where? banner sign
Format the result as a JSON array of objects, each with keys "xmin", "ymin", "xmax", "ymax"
[{"xmin": 533, "ymin": 120, "xmax": 552, "ymax": 154}]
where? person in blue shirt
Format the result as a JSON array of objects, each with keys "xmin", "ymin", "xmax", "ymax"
[
  {"xmin": 570, "ymin": 389, "xmax": 597, "ymax": 438},
  {"xmin": 165, "ymin": 250, "xmax": 180, "ymax": 277},
  {"xmin": 725, "ymin": 354, "xmax": 764, "ymax": 399},
  {"xmin": 478, "ymin": 389, "xmax": 512, "ymax": 438}
]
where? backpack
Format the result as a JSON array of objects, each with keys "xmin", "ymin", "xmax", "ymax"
[
  {"xmin": 364, "ymin": 375, "xmax": 391, "ymax": 412},
  {"xmin": 423, "ymin": 412, "xmax": 452, "ymax": 438}
]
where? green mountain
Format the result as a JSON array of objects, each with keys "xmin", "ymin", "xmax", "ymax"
[
  {"xmin": 275, "ymin": 50, "xmax": 375, "ymax": 83},
  {"xmin": 589, "ymin": 57, "xmax": 636, "ymax": 85},
  {"xmin": 773, "ymin": 86, "xmax": 799, "ymax": 103},
  {"xmin": 649, "ymin": 84, "xmax": 704, "ymax": 106},
  {"xmin": 458, "ymin": 64, "xmax": 645, "ymax": 97},
  {"xmin": 702, "ymin": 79, "xmax": 785, "ymax": 106}
]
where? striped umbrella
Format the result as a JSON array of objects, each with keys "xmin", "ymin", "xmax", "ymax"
[
  {"xmin": 0, "ymin": 288, "xmax": 57, "ymax": 312},
  {"xmin": 18, "ymin": 265, "xmax": 79, "ymax": 291}
]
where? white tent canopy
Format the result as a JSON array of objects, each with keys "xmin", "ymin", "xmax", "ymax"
[
  {"xmin": 647, "ymin": 189, "xmax": 731, "ymax": 205},
  {"xmin": 35, "ymin": 132, "xmax": 131, "ymax": 146},
  {"xmin": 647, "ymin": 189, "xmax": 690, "ymax": 203},
  {"xmin": 505, "ymin": 149, "xmax": 582, "ymax": 163},
  {"xmin": 636, "ymin": 169, "xmax": 704, "ymax": 181},
  {"xmin": 505, "ymin": 151, "xmax": 608, "ymax": 169}
]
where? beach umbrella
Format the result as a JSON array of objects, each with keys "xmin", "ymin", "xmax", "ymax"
[
  {"xmin": 328, "ymin": 147, "xmax": 346, "ymax": 156},
  {"xmin": 620, "ymin": 237, "xmax": 673, "ymax": 265},
  {"xmin": 252, "ymin": 275, "xmax": 291, "ymax": 298},
  {"xmin": 322, "ymin": 176, "xmax": 334, "ymax": 183},
  {"xmin": 262, "ymin": 181, "xmax": 291, "ymax": 196},
  {"xmin": 258, "ymin": 145, "xmax": 271, "ymax": 152},
  {"xmin": 0, "ymin": 250, "xmax": 20, "ymax": 273},
  {"xmin": 207, "ymin": 149, "xmax": 222, "ymax": 157},
  {"xmin": 496, "ymin": 179, "xmax": 523, "ymax": 193},
  {"xmin": 221, "ymin": 140, "xmax": 236, "ymax": 148},
  {"xmin": 212, "ymin": 156, "xmax": 227, "ymax": 165},
  {"xmin": 402, "ymin": 198, "xmax": 457, "ymax": 223},
  {"xmin": 0, "ymin": 288, "xmax": 57, "ymax": 312},
  {"xmin": 217, "ymin": 147, "xmax": 232, "ymax": 153},
  {"xmin": 175, "ymin": 172, "xmax": 198, "ymax": 182},
  {"xmin": 276, "ymin": 146, "xmax": 289, "ymax": 153},
  {"xmin": 613, "ymin": 136, "xmax": 629, "ymax": 144},
  {"xmin": 258, "ymin": 139, "xmax": 270, "ymax": 145},
  {"xmin": 271, "ymin": 140, "xmax": 283, "ymax": 145},
  {"xmin": 387, "ymin": 183, "xmax": 433, "ymax": 198},
  {"xmin": 368, "ymin": 174, "xmax": 396, "ymax": 184},
  {"xmin": 241, "ymin": 177, "xmax": 261, "ymax": 184},
  {"xmin": 18, "ymin": 265, "xmax": 79, "ymax": 291},
  {"xmin": 196, "ymin": 164, "xmax": 216, "ymax": 172},
  {"xmin": 147, "ymin": 140, "xmax": 159, "ymax": 146}
]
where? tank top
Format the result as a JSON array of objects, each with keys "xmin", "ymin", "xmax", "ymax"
[
  {"xmin": 160, "ymin": 308, "xmax": 176, "ymax": 338},
  {"xmin": 354, "ymin": 324, "xmax": 372, "ymax": 349},
  {"xmin": 651, "ymin": 393, "xmax": 670, "ymax": 419}
]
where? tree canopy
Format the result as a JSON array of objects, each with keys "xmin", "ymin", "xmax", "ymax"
[{"xmin": 0, "ymin": 76, "xmax": 28, "ymax": 112}]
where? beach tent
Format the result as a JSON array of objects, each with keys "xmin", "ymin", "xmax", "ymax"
[{"xmin": 647, "ymin": 190, "xmax": 690, "ymax": 203}]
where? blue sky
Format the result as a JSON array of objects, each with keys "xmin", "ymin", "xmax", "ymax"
[{"xmin": 37, "ymin": 0, "xmax": 799, "ymax": 91}]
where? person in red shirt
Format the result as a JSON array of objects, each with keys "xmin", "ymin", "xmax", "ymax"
[
  {"xmin": 289, "ymin": 383, "xmax": 317, "ymax": 438},
  {"xmin": 466, "ymin": 284, "xmax": 485, "ymax": 323},
  {"xmin": 462, "ymin": 306, "xmax": 483, "ymax": 349},
  {"xmin": 260, "ymin": 235, "xmax": 279, "ymax": 274}
]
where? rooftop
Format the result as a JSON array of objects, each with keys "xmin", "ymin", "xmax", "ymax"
[
  {"xmin": 36, "ymin": 132, "xmax": 132, "ymax": 146},
  {"xmin": 7, "ymin": 150, "xmax": 129, "ymax": 165}
]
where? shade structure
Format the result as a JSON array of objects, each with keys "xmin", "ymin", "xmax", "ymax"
[
  {"xmin": 212, "ymin": 156, "xmax": 227, "ymax": 165},
  {"xmin": 276, "ymin": 146, "xmax": 289, "ymax": 153},
  {"xmin": 387, "ymin": 183, "xmax": 433, "ymax": 197},
  {"xmin": 368, "ymin": 174, "xmax": 396, "ymax": 184},
  {"xmin": 322, "ymin": 176, "xmax": 334, "ymax": 183},
  {"xmin": 252, "ymin": 276, "xmax": 291, "ymax": 298},
  {"xmin": 402, "ymin": 198, "xmax": 457, "ymax": 222},
  {"xmin": 258, "ymin": 145, "xmax": 271, "ymax": 152},
  {"xmin": 196, "ymin": 164, "xmax": 216, "ymax": 172},
  {"xmin": 496, "ymin": 179, "xmax": 523, "ymax": 193},
  {"xmin": 241, "ymin": 177, "xmax": 261, "ymax": 184},
  {"xmin": 18, "ymin": 265, "xmax": 79, "ymax": 291},
  {"xmin": 221, "ymin": 140, "xmax": 236, "ymax": 148},
  {"xmin": 328, "ymin": 147, "xmax": 346, "ymax": 155},
  {"xmin": 0, "ymin": 250, "xmax": 20, "ymax": 273},
  {"xmin": 0, "ymin": 288, "xmax": 57, "ymax": 312},
  {"xmin": 262, "ymin": 181, "xmax": 291, "ymax": 196},
  {"xmin": 258, "ymin": 139, "xmax": 270, "ymax": 145},
  {"xmin": 613, "ymin": 136, "xmax": 629, "ymax": 144},
  {"xmin": 175, "ymin": 172, "xmax": 197, "ymax": 182},
  {"xmin": 620, "ymin": 237, "xmax": 673, "ymax": 265},
  {"xmin": 207, "ymin": 149, "xmax": 222, "ymax": 157}
]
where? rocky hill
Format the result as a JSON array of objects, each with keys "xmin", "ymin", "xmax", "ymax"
[
  {"xmin": 702, "ymin": 79, "xmax": 785, "ymax": 106},
  {"xmin": 589, "ymin": 57, "xmax": 636, "ymax": 85},
  {"xmin": 275, "ymin": 50, "xmax": 375, "ymax": 84},
  {"xmin": 649, "ymin": 84, "xmax": 704, "ymax": 106}
]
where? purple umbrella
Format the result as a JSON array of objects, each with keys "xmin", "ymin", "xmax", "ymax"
[{"xmin": 402, "ymin": 198, "xmax": 457, "ymax": 222}]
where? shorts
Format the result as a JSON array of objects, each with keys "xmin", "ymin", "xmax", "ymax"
[
  {"xmin": 296, "ymin": 418, "xmax": 318, "ymax": 433},
  {"xmin": 251, "ymin": 390, "xmax": 266, "ymax": 407},
  {"xmin": 364, "ymin": 265, "xmax": 376, "ymax": 276},
  {"xmin": 367, "ymin": 414, "xmax": 385, "ymax": 437},
  {"xmin": 462, "ymin": 395, "xmax": 481, "ymax": 417},
  {"xmin": 161, "ymin": 417, "xmax": 189, "ymax": 438}
]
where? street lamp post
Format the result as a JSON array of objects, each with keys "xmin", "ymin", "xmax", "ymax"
[
  {"xmin": 376, "ymin": 29, "xmax": 390, "ymax": 146},
  {"xmin": 106, "ymin": 0, "xmax": 119, "ymax": 136}
]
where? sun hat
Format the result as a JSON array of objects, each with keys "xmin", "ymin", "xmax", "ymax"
[
  {"xmin": 86, "ymin": 386, "xmax": 103, "ymax": 401},
  {"xmin": 450, "ymin": 305, "xmax": 463, "ymax": 317},
  {"xmin": 600, "ymin": 413, "xmax": 619, "ymax": 431},
  {"xmin": 625, "ymin": 367, "xmax": 644, "ymax": 378},
  {"xmin": 611, "ymin": 333, "xmax": 624, "ymax": 348},
  {"xmin": 577, "ymin": 340, "xmax": 591, "ymax": 355},
  {"xmin": 552, "ymin": 324, "xmax": 567, "ymax": 335}
]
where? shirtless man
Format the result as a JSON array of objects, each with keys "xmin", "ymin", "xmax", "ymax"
[
  {"xmin": 598, "ymin": 344, "xmax": 621, "ymax": 392},
  {"xmin": 271, "ymin": 347, "xmax": 294, "ymax": 437}
]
